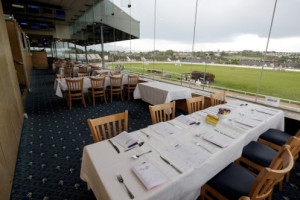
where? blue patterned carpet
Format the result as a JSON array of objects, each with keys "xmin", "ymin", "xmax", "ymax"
[{"xmin": 11, "ymin": 69, "xmax": 300, "ymax": 200}]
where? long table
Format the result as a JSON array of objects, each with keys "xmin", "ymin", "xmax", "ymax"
[
  {"xmin": 54, "ymin": 75, "xmax": 128, "ymax": 98},
  {"xmin": 133, "ymin": 81, "xmax": 192, "ymax": 105},
  {"xmin": 80, "ymin": 101, "xmax": 284, "ymax": 200}
]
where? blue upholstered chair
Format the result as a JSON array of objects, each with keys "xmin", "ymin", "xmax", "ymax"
[
  {"xmin": 258, "ymin": 129, "xmax": 300, "ymax": 150},
  {"xmin": 236, "ymin": 136, "xmax": 300, "ymax": 191},
  {"xmin": 200, "ymin": 145, "xmax": 294, "ymax": 200}
]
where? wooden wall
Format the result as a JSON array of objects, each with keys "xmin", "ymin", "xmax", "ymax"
[
  {"xmin": 31, "ymin": 51, "xmax": 48, "ymax": 68},
  {"xmin": 6, "ymin": 20, "xmax": 32, "ymax": 89},
  {"xmin": 0, "ymin": 1, "xmax": 24, "ymax": 199}
]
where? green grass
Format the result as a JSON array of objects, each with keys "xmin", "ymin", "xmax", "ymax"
[{"xmin": 112, "ymin": 63, "xmax": 300, "ymax": 101}]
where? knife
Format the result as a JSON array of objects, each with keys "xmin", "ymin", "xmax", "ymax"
[
  {"xmin": 108, "ymin": 140, "xmax": 120, "ymax": 154},
  {"xmin": 160, "ymin": 156, "xmax": 182, "ymax": 174}
]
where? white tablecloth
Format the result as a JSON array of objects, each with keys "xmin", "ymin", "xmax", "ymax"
[
  {"xmin": 92, "ymin": 70, "xmax": 111, "ymax": 76},
  {"xmin": 80, "ymin": 101, "xmax": 284, "ymax": 200},
  {"xmin": 134, "ymin": 81, "xmax": 192, "ymax": 105},
  {"xmin": 54, "ymin": 75, "xmax": 129, "ymax": 98}
]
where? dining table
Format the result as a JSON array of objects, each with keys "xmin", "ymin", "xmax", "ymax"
[
  {"xmin": 58, "ymin": 65, "xmax": 92, "ymax": 77},
  {"xmin": 54, "ymin": 75, "xmax": 129, "ymax": 98},
  {"xmin": 80, "ymin": 100, "xmax": 284, "ymax": 200},
  {"xmin": 133, "ymin": 81, "xmax": 192, "ymax": 105}
]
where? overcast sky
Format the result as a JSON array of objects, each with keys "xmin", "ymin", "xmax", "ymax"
[{"xmin": 90, "ymin": 0, "xmax": 300, "ymax": 52}]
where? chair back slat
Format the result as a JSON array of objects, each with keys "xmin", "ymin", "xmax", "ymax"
[
  {"xmin": 248, "ymin": 145, "xmax": 294, "ymax": 200},
  {"xmin": 91, "ymin": 77, "xmax": 105, "ymax": 89},
  {"xmin": 128, "ymin": 75, "xmax": 139, "ymax": 85},
  {"xmin": 210, "ymin": 92, "xmax": 226, "ymax": 106},
  {"xmin": 96, "ymin": 71, "xmax": 109, "ymax": 76},
  {"xmin": 110, "ymin": 76, "xmax": 123, "ymax": 87},
  {"xmin": 186, "ymin": 96, "xmax": 205, "ymax": 114},
  {"xmin": 111, "ymin": 71, "xmax": 121, "ymax": 76},
  {"xmin": 87, "ymin": 111, "xmax": 128, "ymax": 142},
  {"xmin": 149, "ymin": 102, "xmax": 176, "ymax": 124},
  {"xmin": 66, "ymin": 78, "xmax": 84, "ymax": 92}
]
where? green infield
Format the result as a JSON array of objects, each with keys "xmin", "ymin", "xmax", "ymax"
[{"xmin": 112, "ymin": 62, "xmax": 300, "ymax": 101}]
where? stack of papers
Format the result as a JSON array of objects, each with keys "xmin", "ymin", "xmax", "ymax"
[
  {"xmin": 149, "ymin": 122, "xmax": 181, "ymax": 137},
  {"xmin": 112, "ymin": 131, "xmax": 138, "ymax": 148},
  {"xmin": 201, "ymin": 107, "xmax": 219, "ymax": 116},
  {"xmin": 168, "ymin": 143, "xmax": 210, "ymax": 168},
  {"xmin": 132, "ymin": 162, "xmax": 167, "ymax": 190},
  {"xmin": 255, "ymin": 107, "xmax": 278, "ymax": 116},
  {"xmin": 202, "ymin": 133, "xmax": 232, "ymax": 148},
  {"xmin": 194, "ymin": 139, "xmax": 222, "ymax": 154}
]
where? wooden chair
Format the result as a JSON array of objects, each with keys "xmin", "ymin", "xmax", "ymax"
[
  {"xmin": 78, "ymin": 72, "xmax": 90, "ymax": 77},
  {"xmin": 124, "ymin": 75, "xmax": 139, "ymax": 100},
  {"xmin": 236, "ymin": 136, "xmax": 300, "ymax": 191},
  {"xmin": 64, "ymin": 73, "xmax": 72, "ymax": 78},
  {"xmin": 186, "ymin": 96, "xmax": 205, "ymax": 114},
  {"xmin": 79, "ymin": 66, "xmax": 89, "ymax": 73},
  {"xmin": 66, "ymin": 78, "xmax": 86, "ymax": 110},
  {"xmin": 200, "ymin": 145, "xmax": 294, "ymax": 200},
  {"xmin": 87, "ymin": 110, "xmax": 128, "ymax": 142},
  {"xmin": 91, "ymin": 66, "xmax": 100, "ymax": 71},
  {"xmin": 258, "ymin": 129, "xmax": 300, "ymax": 151},
  {"xmin": 56, "ymin": 74, "xmax": 65, "ymax": 79},
  {"xmin": 111, "ymin": 71, "xmax": 121, "ymax": 76},
  {"xmin": 96, "ymin": 71, "xmax": 108, "ymax": 76},
  {"xmin": 88, "ymin": 77, "xmax": 107, "ymax": 106},
  {"xmin": 210, "ymin": 92, "xmax": 226, "ymax": 106},
  {"xmin": 107, "ymin": 76, "xmax": 123, "ymax": 102},
  {"xmin": 64, "ymin": 67, "xmax": 73, "ymax": 76},
  {"xmin": 149, "ymin": 101, "xmax": 176, "ymax": 124}
]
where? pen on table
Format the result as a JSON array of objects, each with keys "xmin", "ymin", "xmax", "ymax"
[{"xmin": 108, "ymin": 140, "xmax": 120, "ymax": 153}]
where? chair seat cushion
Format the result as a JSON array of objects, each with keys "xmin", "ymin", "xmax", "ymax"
[
  {"xmin": 259, "ymin": 129, "xmax": 291, "ymax": 146},
  {"xmin": 124, "ymin": 84, "xmax": 137, "ymax": 87},
  {"xmin": 70, "ymin": 90, "xmax": 82, "ymax": 94},
  {"xmin": 242, "ymin": 141, "xmax": 277, "ymax": 167},
  {"xmin": 106, "ymin": 86, "xmax": 121, "ymax": 89},
  {"xmin": 207, "ymin": 163, "xmax": 256, "ymax": 200},
  {"xmin": 88, "ymin": 87, "xmax": 104, "ymax": 92}
]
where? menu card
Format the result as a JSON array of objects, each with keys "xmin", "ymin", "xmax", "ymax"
[
  {"xmin": 149, "ymin": 122, "xmax": 181, "ymax": 138},
  {"xmin": 202, "ymin": 133, "xmax": 232, "ymax": 148},
  {"xmin": 112, "ymin": 131, "xmax": 138, "ymax": 148},
  {"xmin": 168, "ymin": 143, "xmax": 210, "ymax": 168},
  {"xmin": 234, "ymin": 117, "xmax": 261, "ymax": 128},
  {"xmin": 132, "ymin": 162, "xmax": 167, "ymax": 190}
]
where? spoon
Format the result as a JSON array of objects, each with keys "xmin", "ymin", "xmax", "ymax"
[
  {"xmin": 124, "ymin": 142, "xmax": 144, "ymax": 152},
  {"xmin": 131, "ymin": 150, "xmax": 152, "ymax": 159}
]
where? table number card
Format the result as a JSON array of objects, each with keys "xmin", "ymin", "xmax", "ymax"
[
  {"xmin": 265, "ymin": 96, "xmax": 280, "ymax": 107},
  {"xmin": 205, "ymin": 114, "xmax": 219, "ymax": 126}
]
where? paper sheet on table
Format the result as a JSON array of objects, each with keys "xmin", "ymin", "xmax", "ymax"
[
  {"xmin": 194, "ymin": 138, "xmax": 222, "ymax": 154},
  {"xmin": 201, "ymin": 107, "xmax": 219, "ymax": 116},
  {"xmin": 168, "ymin": 143, "xmax": 210, "ymax": 168},
  {"xmin": 202, "ymin": 133, "xmax": 232, "ymax": 148},
  {"xmin": 255, "ymin": 107, "xmax": 278, "ymax": 116},
  {"xmin": 149, "ymin": 122, "xmax": 181, "ymax": 138},
  {"xmin": 214, "ymin": 125, "xmax": 241, "ymax": 139},
  {"xmin": 167, "ymin": 120, "xmax": 189, "ymax": 129},
  {"xmin": 112, "ymin": 131, "xmax": 138, "ymax": 148},
  {"xmin": 243, "ymin": 111, "xmax": 267, "ymax": 122},
  {"xmin": 132, "ymin": 162, "xmax": 167, "ymax": 190},
  {"xmin": 234, "ymin": 117, "xmax": 261, "ymax": 128},
  {"xmin": 175, "ymin": 115, "xmax": 195, "ymax": 126}
]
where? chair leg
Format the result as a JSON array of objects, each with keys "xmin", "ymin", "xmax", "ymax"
[
  {"xmin": 69, "ymin": 97, "xmax": 72, "ymax": 110},
  {"xmin": 92, "ymin": 93, "xmax": 95, "ymax": 107},
  {"xmin": 88, "ymin": 93, "xmax": 91, "ymax": 104},
  {"xmin": 82, "ymin": 95, "xmax": 86, "ymax": 107},
  {"xmin": 286, "ymin": 171, "xmax": 290, "ymax": 182},
  {"xmin": 268, "ymin": 190, "xmax": 273, "ymax": 200},
  {"xmin": 279, "ymin": 180, "xmax": 283, "ymax": 192},
  {"xmin": 121, "ymin": 90, "xmax": 124, "ymax": 101},
  {"xmin": 104, "ymin": 93, "xmax": 107, "ymax": 104},
  {"xmin": 111, "ymin": 91, "xmax": 113, "ymax": 102},
  {"xmin": 128, "ymin": 89, "xmax": 130, "ymax": 100}
]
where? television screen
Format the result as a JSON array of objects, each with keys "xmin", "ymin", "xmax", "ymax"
[
  {"xmin": 28, "ymin": 5, "xmax": 40, "ymax": 14},
  {"xmin": 56, "ymin": 10, "xmax": 65, "ymax": 18}
]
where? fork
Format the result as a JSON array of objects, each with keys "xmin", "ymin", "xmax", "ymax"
[{"xmin": 117, "ymin": 174, "xmax": 134, "ymax": 199}]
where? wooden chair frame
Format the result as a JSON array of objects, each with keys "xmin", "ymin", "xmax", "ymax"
[
  {"xmin": 200, "ymin": 145, "xmax": 294, "ymax": 200},
  {"xmin": 210, "ymin": 92, "xmax": 226, "ymax": 106},
  {"xmin": 79, "ymin": 66, "xmax": 89, "ymax": 73},
  {"xmin": 111, "ymin": 71, "xmax": 121, "ymax": 76},
  {"xmin": 107, "ymin": 76, "xmax": 123, "ymax": 102},
  {"xmin": 88, "ymin": 77, "xmax": 107, "ymax": 106},
  {"xmin": 87, "ymin": 110, "xmax": 128, "ymax": 142},
  {"xmin": 186, "ymin": 96, "xmax": 205, "ymax": 114},
  {"xmin": 66, "ymin": 78, "xmax": 86, "ymax": 110},
  {"xmin": 124, "ymin": 75, "xmax": 139, "ymax": 100},
  {"xmin": 96, "ymin": 71, "xmax": 109, "ymax": 76},
  {"xmin": 78, "ymin": 72, "xmax": 90, "ymax": 77},
  {"xmin": 56, "ymin": 74, "xmax": 65, "ymax": 79},
  {"xmin": 149, "ymin": 101, "xmax": 176, "ymax": 124},
  {"xmin": 236, "ymin": 137, "xmax": 300, "ymax": 191}
]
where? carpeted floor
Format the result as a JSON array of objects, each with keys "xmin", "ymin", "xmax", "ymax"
[{"xmin": 10, "ymin": 69, "xmax": 300, "ymax": 200}]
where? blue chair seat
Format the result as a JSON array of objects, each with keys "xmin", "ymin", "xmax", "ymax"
[
  {"xmin": 88, "ymin": 87, "xmax": 104, "ymax": 92},
  {"xmin": 124, "ymin": 84, "xmax": 137, "ymax": 87},
  {"xmin": 242, "ymin": 141, "xmax": 277, "ymax": 167},
  {"xmin": 259, "ymin": 129, "xmax": 291, "ymax": 146},
  {"xmin": 207, "ymin": 163, "xmax": 256, "ymax": 200},
  {"xmin": 107, "ymin": 86, "xmax": 121, "ymax": 89}
]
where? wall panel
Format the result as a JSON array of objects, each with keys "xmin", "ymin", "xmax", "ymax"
[{"xmin": 0, "ymin": 1, "xmax": 24, "ymax": 199}]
